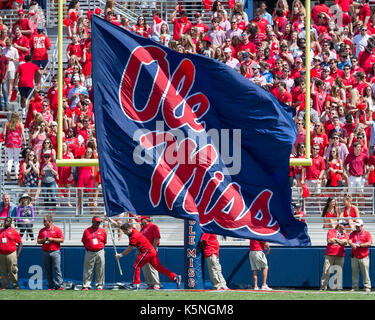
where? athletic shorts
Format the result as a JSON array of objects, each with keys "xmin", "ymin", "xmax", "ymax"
[
  {"xmin": 19, "ymin": 86, "xmax": 33, "ymax": 98},
  {"xmin": 249, "ymin": 251, "xmax": 268, "ymax": 271}
]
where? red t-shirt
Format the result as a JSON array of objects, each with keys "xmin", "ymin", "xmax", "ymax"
[
  {"xmin": 66, "ymin": 43, "xmax": 83, "ymax": 60},
  {"xmin": 140, "ymin": 222, "xmax": 161, "ymax": 247},
  {"xmin": 37, "ymin": 225, "xmax": 64, "ymax": 251},
  {"xmin": 250, "ymin": 239, "xmax": 265, "ymax": 251},
  {"xmin": 30, "ymin": 34, "xmax": 51, "ymax": 61},
  {"xmin": 172, "ymin": 18, "xmax": 191, "ymax": 41},
  {"xmin": 359, "ymin": 3, "xmax": 371, "ymax": 23},
  {"xmin": 200, "ymin": 233, "xmax": 220, "ymax": 258},
  {"xmin": 129, "ymin": 228, "xmax": 156, "ymax": 255},
  {"xmin": 325, "ymin": 228, "xmax": 348, "ymax": 256},
  {"xmin": 238, "ymin": 41, "xmax": 256, "ymax": 54},
  {"xmin": 16, "ymin": 61, "xmax": 40, "ymax": 88},
  {"xmin": 305, "ymin": 155, "xmax": 326, "ymax": 180},
  {"xmin": 344, "ymin": 152, "xmax": 368, "ymax": 176},
  {"xmin": 335, "ymin": 0, "xmax": 353, "ymax": 12},
  {"xmin": 349, "ymin": 230, "xmax": 372, "ymax": 259},
  {"xmin": 13, "ymin": 35, "xmax": 30, "ymax": 62},
  {"xmin": 12, "ymin": 19, "xmax": 33, "ymax": 38},
  {"xmin": 81, "ymin": 226, "xmax": 107, "ymax": 251},
  {"xmin": 0, "ymin": 227, "xmax": 22, "ymax": 255}
]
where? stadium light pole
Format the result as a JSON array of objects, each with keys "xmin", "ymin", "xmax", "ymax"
[{"xmin": 289, "ymin": 0, "xmax": 312, "ymax": 167}]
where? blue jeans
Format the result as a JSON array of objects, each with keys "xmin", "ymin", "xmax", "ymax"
[
  {"xmin": 42, "ymin": 250, "xmax": 63, "ymax": 289},
  {"xmin": 0, "ymin": 79, "xmax": 8, "ymax": 111},
  {"xmin": 41, "ymin": 181, "xmax": 57, "ymax": 207}
]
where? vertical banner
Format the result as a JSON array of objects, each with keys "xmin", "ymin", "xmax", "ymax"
[{"xmin": 184, "ymin": 220, "xmax": 204, "ymax": 289}]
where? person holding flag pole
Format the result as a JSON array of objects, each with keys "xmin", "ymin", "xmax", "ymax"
[{"xmin": 106, "ymin": 217, "xmax": 181, "ymax": 290}]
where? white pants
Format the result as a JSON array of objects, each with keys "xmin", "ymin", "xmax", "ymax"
[
  {"xmin": 206, "ymin": 254, "xmax": 228, "ymax": 290},
  {"xmin": 348, "ymin": 175, "xmax": 365, "ymax": 193},
  {"xmin": 6, "ymin": 147, "xmax": 21, "ymax": 175}
]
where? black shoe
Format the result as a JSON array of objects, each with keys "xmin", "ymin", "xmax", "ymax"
[{"xmin": 175, "ymin": 275, "xmax": 181, "ymax": 289}]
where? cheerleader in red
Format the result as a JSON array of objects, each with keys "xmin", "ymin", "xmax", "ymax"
[
  {"xmin": 3, "ymin": 112, "xmax": 26, "ymax": 181},
  {"xmin": 58, "ymin": 142, "xmax": 75, "ymax": 207},
  {"xmin": 325, "ymin": 147, "xmax": 344, "ymax": 188},
  {"xmin": 321, "ymin": 197, "xmax": 339, "ymax": 229},
  {"xmin": 77, "ymin": 147, "xmax": 95, "ymax": 213},
  {"xmin": 341, "ymin": 194, "xmax": 360, "ymax": 233}
]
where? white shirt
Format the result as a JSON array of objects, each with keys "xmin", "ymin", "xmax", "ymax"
[
  {"xmin": 3, "ymin": 46, "xmax": 19, "ymax": 72},
  {"xmin": 352, "ymin": 33, "xmax": 370, "ymax": 57}
]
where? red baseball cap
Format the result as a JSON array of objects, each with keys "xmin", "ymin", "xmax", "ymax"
[
  {"xmin": 92, "ymin": 216, "xmax": 102, "ymax": 223},
  {"xmin": 18, "ymin": 9, "xmax": 25, "ymax": 14},
  {"xmin": 140, "ymin": 216, "xmax": 151, "ymax": 221}
]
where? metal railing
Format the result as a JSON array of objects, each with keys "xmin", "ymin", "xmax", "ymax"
[
  {"xmin": 292, "ymin": 186, "xmax": 375, "ymax": 216},
  {"xmin": 3, "ymin": 185, "xmax": 105, "ymax": 216}
]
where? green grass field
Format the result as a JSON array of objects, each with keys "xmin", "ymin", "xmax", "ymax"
[{"xmin": 1, "ymin": 289, "xmax": 375, "ymax": 300}]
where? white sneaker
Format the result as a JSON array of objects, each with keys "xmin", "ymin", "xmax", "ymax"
[
  {"xmin": 261, "ymin": 285, "xmax": 272, "ymax": 291},
  {"xmin": 253, "ymin": 287, "xmax": 260, "ymax": 290}
]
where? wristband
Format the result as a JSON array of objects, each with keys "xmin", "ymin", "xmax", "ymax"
[{"xmin": 120, "ymin": 252, "xmax": 125, "ymax": 257}]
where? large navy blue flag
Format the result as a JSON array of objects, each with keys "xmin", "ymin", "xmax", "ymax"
[{"xmin": 91, "ymin": 16, "xmax": 310, "ymax": 246}]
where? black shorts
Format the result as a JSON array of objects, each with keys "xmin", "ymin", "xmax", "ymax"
[{"xmin": 18, "ymin": 86, "xmax": 33, "ymax": 98}]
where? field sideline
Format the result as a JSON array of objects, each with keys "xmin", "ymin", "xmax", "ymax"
[{"xmin": 1, "ymin": 288, "xmax": 375, "ymax": 300}]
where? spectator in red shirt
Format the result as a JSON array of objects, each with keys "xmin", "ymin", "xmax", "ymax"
[
  {"xmin": 356, "ymin": 0, "xmax": 371, "ymax": 26},
  {"xmin": 344, "ymin": 141, "xmax": 368, "ymax": 192},
  {"xmin": 320, "ymin": 219, "xmax": 349, "ymax": 290},
  {"xmin": 12, "ymin": 25, "xmax": 30, "ymax": 63},
  {"xmin": 199, "ymin": 233, "xmax": 228, "ymax": 290},
  {"xmin": 249, "ymin": 8, "xmax": 269, "ymax": 34},
  {"xmin": 12, "ymin": 9, "xmax": 34, "ymax": 39},
  {"xmin": 301, "ymin": 143, "xmax": 326, "ymax": 190},
  {"xmin": 247, "ymin": 22, "xmax": 267, "ymax": 52},
  {"xmin": 81, "ymin": 216, "xmax": 107, "ymax": 291},
  {"xmin": 358, "ymin": 39, "xmax": 375, "ymax": 75},
  {"xmin": 329, "ymin": 59, "xmax": 344, "ymax": 79},
  {"xmin": 37, "ymin": 214, "xmax": 64, "ymax": 290},
  {"xmin": 130, "ymin": 16, "xmax": 151, "ymax": 38},
  {"xmin": 170, "ymin": 5, "xmax": 191, "ymax": 41},
  {"xmin": 237, "ymin": 31, "xmax": 256, "ymax": 60},
  {"xmin": 352, "ymin": 71, "xmax": 368, "ymax": 96},
  {"xmin": 277, "ymin": 81, "xmax": 292, "ymax": 106},
  {"xmin": 348, "ymin": 218, "xmax": 372, "ymax": 292},
  {"xmin": 66, "ymin": 33, "xmax": 83, "ymax": 62},
  {"xmin": 0, "ymin": 217, "xmax": 22, "ymax": 289},
  {"xmin": 30, "ymin": 27, "xmax": 51, "ymax": 69},
  {"xmin": 14, "ymin": 54, "xmax": 41, "ymax": 111},
  {"xmin": 311, "ymin": 0, "xmax": 332, "ymax": 25}
]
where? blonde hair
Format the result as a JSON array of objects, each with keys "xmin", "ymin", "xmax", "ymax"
[{"xmin": 8, "ymin": 112, "xmax": 21, "ymax": 131}]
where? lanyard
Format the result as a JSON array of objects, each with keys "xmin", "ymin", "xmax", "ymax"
[
  {"xmin": 45, "ymin": 226, "xmax": 54, "ymax": 239},
  {"xmin": 355, "ymin": 231, "xmax": 364, "ymax": 244}
]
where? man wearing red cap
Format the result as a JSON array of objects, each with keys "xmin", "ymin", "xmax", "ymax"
[
  {"xmin": 81, "ymin": 216, "xmax": 107, "ymax": 290},
  {"xmin": 140, "ymin": 216, "xmax": 161, "ymax": 290},
  {"xmin": 12, "ymin": 9, "xmax": 34, "ymax": 39}
]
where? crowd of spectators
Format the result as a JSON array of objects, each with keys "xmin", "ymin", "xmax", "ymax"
[{"xmin": 1, "ymin": 0, "xmax": 375, "ymax": 213}]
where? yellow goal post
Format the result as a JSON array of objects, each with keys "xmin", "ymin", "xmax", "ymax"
[{"xmin": 55, "ymin": 0, "xmax": 312, "ymax": 167}]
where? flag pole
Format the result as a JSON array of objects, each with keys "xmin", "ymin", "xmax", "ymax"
[
  {"xmin": 305, "ymin": 0, "xmax": 311, "ymax": 160},
  {"xmin": 108, "ymin": 222, "xmax": 123, "ymax": 276}
]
